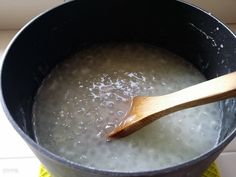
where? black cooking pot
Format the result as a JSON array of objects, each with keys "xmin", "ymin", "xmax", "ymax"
[{"xmin": 1, "ymin": 0, "xmax": 236, "ymax": 177}]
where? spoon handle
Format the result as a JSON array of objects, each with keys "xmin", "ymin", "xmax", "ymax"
[
  {"xmin": 165, "ymin": 71, "xmax": 236, "ymax": 111},
  {"xmin": 133, "ymin": 71, "xmax": 236, "ymax": 120}
]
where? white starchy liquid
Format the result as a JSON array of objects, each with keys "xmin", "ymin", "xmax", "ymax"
[{"xmin": 33, "ymin": 44, "xmax": 221, "ymax": 172}]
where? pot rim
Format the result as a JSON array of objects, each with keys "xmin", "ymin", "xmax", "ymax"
[{"xmin": 0, "ymin": 0, "xmax": 236, "ymax": 176}]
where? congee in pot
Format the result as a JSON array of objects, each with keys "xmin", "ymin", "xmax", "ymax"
[{"xmin": 33, "ymin": 44, "xmax": 221, "ymax": 172}]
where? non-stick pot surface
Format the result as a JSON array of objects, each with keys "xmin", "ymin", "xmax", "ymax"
[{"xmin": 1, "ymin": 0, "xmax": 236, "ymax": 177}]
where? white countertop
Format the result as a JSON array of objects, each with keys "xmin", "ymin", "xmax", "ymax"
[{"xmin": 0, "ymin": 28, "xmax": 236, "ymax": 177}]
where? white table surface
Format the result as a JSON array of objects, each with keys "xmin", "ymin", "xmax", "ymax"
[{"xmin": 0, "ymin": 27, "xmax": 236, "ymax": 177}]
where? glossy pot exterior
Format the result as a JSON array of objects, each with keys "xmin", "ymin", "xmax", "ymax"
[{"xmin": 1, "ymin": 0, "xmax": 236, "ymax": 177}]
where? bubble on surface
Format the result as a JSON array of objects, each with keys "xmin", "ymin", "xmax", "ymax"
[
  {"xmin": 33, "ymin": 44, "xmax": 221, "ymax": 172},
  {"xmin": 116, "ymin": 111, "xmax": 124, "ymax": 117}
]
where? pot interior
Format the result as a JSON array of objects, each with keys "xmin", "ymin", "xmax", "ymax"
[{"xmin": 1, "ymin": 0, "xmax": 236, "ymax": 164}]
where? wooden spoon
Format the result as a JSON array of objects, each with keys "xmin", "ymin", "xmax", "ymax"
[{"xmin": 108, "ymin": 71, "xmax": 236, "ymax": 139}]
